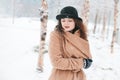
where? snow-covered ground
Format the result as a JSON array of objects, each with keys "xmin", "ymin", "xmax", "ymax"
[{"xmin": 0, "ymin": 17, "xmax": 120, "ymax": 80}]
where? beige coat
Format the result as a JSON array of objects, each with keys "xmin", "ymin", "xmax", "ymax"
[{"xmin": 48, "ymin": 30, "xmax": 92, "ymax": 80}]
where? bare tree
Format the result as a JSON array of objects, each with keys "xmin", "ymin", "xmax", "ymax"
[
  {"xmin": 101, "ymin": 11, "xmax": 107, "ymax": 41},
  {"xmin": 37, "ymin": 0, "xmax": 48, "ymax": 72},
  {"xmin": 93, "ymin": 10, "xmax": 98, "ymax": 34},
  {"xmin": 81, "ymin": 0, "xmax": 90, "ymax": 26},
  {"xmin": 97, "ymin": 11, "xmax": 102, "ymax": 35},
  {"xmin": 111, "ymin": 0, "xmax": 119, "ymax": 53},
  {"xmin": 57, "ymin": 0, "xmax": 61, "ymax": 14}
]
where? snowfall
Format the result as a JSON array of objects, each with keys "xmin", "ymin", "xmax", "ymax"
[{"xmin": 0, "ymin": 17, "xmax": 120, "ymax": 80}]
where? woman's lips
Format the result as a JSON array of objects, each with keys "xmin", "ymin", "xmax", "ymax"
[{"xmin": 64, "ymin": 26, "xmax": 70, "ymax": 28}]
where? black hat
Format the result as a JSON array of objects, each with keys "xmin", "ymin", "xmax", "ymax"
[{"xmin": 56, "ymin": 6, "xmax": 82, "ymax": 21}]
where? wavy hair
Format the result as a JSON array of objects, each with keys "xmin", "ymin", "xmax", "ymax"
[{"xmin": 55, "ymin": 19, "xmax": 88, "ymax": 41}]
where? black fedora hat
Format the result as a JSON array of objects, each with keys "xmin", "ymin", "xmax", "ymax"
[{"xmin": 56, "ymin": 6, "xmax": 82, "ymax": 21}]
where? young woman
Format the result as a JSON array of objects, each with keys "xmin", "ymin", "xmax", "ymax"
[{"xmin": 48, "ymin": 6, "xmax": 93, "ymax": 80}]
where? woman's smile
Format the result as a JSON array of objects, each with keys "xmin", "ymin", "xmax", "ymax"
[{"xmin": 64, "ymin": 26, "xmax": 70, "ymax": 28}]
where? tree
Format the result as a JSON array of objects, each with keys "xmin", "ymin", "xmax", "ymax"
[
  {"xmin": 93, "ymin": 10, "xmax": 98, "ymax": 34},
  {"xmin": 101, "ymin": 11, "xmax": 107, "ymax": 41},
  {"xmin": 81, "ymin": 0, "xmax": 90, "ymax": 26},
  {"xmin": 37, "ymin": 0, "xmax": 48, "ymax": 72},
  {"xmin": 111, "ymin": 0, "xmax": 119, "ymax": 53}
]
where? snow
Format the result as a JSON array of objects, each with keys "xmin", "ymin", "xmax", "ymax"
[{"xmin": 0, "ymin": 17, "xmax": 120, "ymax": 80}]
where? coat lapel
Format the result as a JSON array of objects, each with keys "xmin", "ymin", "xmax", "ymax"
[{"xmin": 64, "ymin": 31, "xmax": 92, "ymax": 58}]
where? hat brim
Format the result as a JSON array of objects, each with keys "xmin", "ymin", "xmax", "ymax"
[{"xmin": 56, "ymin": 14, "xmax": 82, "ymax": 21}]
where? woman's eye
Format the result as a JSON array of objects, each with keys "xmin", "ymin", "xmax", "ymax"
[
  {"xmin": 68, "ymin": 20, "xmax": 73, "ymax": 22},
  {"xmin": 61, "ymin": 20, "xmax": 65, "ymax": 22},
  {"xmin": 69, "ymin": 20, "xmax": 72, "ymax": 22},
  {"xmin": 61, "ymin": 19, "xmax": 74, "ymax": 22}
]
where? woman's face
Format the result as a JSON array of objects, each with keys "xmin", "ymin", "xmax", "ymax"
[{"xmin": 61, "ymin": 18, "xmax": 75, "ymax": 32}]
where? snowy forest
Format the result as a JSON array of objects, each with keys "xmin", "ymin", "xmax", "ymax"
[{"xmin": 0, "ymin": 0, "xmax": 120, "ymax": 80}]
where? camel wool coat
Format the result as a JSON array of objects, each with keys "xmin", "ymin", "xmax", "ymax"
[{"xmin": 48, "ymin": 30, "xmax": 92, "ymax": 80}]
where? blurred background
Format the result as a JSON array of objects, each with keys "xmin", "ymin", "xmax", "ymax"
[
  {"xmin": 0, "ymin": 0, "xmax": 120, "ymax": 80},
  {"xmin": 0, "ymin": 0, "xmax": 120, "ymax": 43},
  {"xmin": 0, "ymin": 0, "xmax": 120, "ymax": 20}
]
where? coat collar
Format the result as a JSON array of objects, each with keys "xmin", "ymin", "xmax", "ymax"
[{"xmin": 63, "ymin": 31, "xmax": 92, "ymax": 58}]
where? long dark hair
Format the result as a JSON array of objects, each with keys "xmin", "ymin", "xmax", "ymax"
[{"xmin": 55, "ymin": 19, "xmax": 88, "ymax": 41}]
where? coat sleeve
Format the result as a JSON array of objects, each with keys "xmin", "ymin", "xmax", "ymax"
[{"xmin": 48, "ymin": 31, "xmax": 84, "ymax": 70}]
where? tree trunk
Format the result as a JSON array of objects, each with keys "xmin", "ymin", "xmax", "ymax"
[
  {"xmin": 93, "ymin": 11, "xmax": 98, "ymax": 34},
  {"xmin": 101, "ymin": 11, "xmax": 106, "ymax": 41},
  {"xmin": 81, "ymin": 0, "xmax": 90, "ymax": 26},
  {"xmin": 111, "ymin": 0, "xmax": 119, "ymax": 53},
  {"xmin": 37, "ymin": 0, "xmax": 48, "ymax": 72}
]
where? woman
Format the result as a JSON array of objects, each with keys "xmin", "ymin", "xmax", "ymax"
[{"xmin": 48, "ymin": 6, "xmax": 93, "ymax": 80}]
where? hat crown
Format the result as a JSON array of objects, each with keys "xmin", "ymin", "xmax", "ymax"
[
  {"xmin": 60, "ymin": 6, "xmax": 78, "ymax": 17},
  {"xmin": 56, "ymin": 6, "xmax": 82, "ymax": 21}
]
